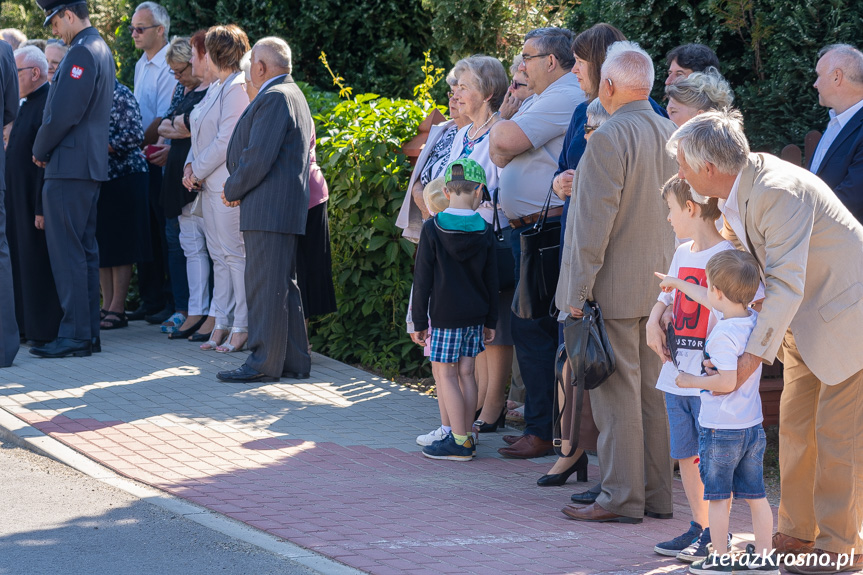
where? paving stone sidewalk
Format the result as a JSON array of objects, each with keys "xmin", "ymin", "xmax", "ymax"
[{"xmin": 0, "ymin": 323, "xmax": 790, "ymax": 575}]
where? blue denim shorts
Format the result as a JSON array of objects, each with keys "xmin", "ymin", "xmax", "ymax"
[
  {"xmin": 429, "ymin": 325, "xmax": 485, "ymax": 363},
  {"xmin": 665, "ymin": 393, "xmax": 702, "ymax": 459},
  {"xmin": 699, "ymin": 425, "xmax": 766, "ymax": 500}
]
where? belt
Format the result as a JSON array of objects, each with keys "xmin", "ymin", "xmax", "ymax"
[{"xmin": 509, "ymin": 206, "xmax": 564, "ymax": 229}]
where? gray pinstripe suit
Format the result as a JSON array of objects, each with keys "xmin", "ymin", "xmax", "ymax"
[{"xmin": 224, "ymin": 74, "xmax": 313, "ymax": 377}]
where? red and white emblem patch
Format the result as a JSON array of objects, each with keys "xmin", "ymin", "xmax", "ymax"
[{"xmin": 70, "ymin": 65, "xmax": 84, "ymax": 79}]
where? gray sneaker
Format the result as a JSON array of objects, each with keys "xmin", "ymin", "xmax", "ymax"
[{"xmin": 678, "ymin": 528, "xmax": 733, "ymax": 563}]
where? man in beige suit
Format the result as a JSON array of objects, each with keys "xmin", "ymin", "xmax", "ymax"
[
  {"xmin": 557, "ymin": 41, "xmax": 678, "ymax": 523},
  {"xmin": 668, "ymin": 110, "xmax": 863, "ymax": 574}
]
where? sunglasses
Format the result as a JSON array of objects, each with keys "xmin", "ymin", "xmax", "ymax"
[
  {"xmin": 128, "ymin": 24, "xmax": 160, "ymax": 35},
  {"xmin": 584, "ymin": 124, "xmax": 598, "ymax": 134},
  {"xmin": 511, "ymin": 80, "xmax": 526, "ymax": 89}
]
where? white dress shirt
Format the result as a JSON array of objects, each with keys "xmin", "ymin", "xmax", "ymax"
[
  {"xmin": 718, "ymin": 171, "xmax": 747, "ymax": 251},
  {"xmin": 809, "ymin": 97, "xmax": 863, "ymax": 173},
  {"xmin": 133, "ymin": 43, "xmax": 177, "ymax": 131}
]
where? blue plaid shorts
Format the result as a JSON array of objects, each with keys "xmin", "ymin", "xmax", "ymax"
[{"xmin": 429, "ymin": 325, "xmax": 485, "ymax": 363}]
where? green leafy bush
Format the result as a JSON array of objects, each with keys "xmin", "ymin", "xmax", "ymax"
[{"xmin": 307, "ymin": 57, "xmax": 445, "ymax": 377}]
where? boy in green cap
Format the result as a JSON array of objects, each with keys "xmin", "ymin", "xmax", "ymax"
[{"xmin": 411, "ymin": 159, "xmax": 499, "ymax": 460}]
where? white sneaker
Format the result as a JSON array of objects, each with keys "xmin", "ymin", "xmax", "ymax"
[{"xmin": 416, "ymin": 426, "xmax": 448, "ymax": 446}]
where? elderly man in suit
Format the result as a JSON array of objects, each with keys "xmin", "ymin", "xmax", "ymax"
[
  {"xmin": 216, "ymin": 36, "xmax": 313, "ymax": 383},
  {"xmin": 0, "ymin": 39, "xmax": 20, "ymax": 368},
  {"xmin": 809, "ymin": 44, "xmax": 863, "ymax": 224},
  {"xmin": 557, "ymin": 41, "xmax": 678, "ymax": 524},
  {"xmin": 668, "ymin": 109, "xmax": 863, "ymax": 574},
  {"xmin": 31, "ymin": 0, "xmax": 114, "ymax": 359}
]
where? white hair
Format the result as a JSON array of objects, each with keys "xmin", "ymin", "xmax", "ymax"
[
  {"xmin": 586, "ymin": 97, "xmax": 611, "ymax": 126},
  {"xmin": 666, "ymin": 109, "xmax": 749, "ymax": 176},
  {"xmin": 819, "ymin": 44, "xmax": 863, "ymax": 85},
  {"xmin": 252, "ymin": 37, "xmax": 292, "ymax": 74},
  {"xmin": 1, "ymin": 28, "xmax": 27, "ymax": 50},
  {"xmin": 601, "ymin": 41, "xmax": 654, "ymax": 91},
  {"xmin": 14, "ymin": 45, "xmax": 48, "ymax": 76},
  {"xmin": 239, "ymin": 50, "xmax": 252, "ymax": 82},
  {"xmin": 135, "ymin": 2, "xmax": 170, "ymax": 40}
]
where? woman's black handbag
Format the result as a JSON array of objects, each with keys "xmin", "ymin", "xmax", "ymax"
[
  {"xmin": 552, "ymin": 300, "xmax": 616, "ymax": 457},
  {"xmin": 492, "ymin": 189, "xmax": 515, "ymax": 291},
  {"xmin": 511, "ymin": 187, "xmax": 562, "ymax": 320}
]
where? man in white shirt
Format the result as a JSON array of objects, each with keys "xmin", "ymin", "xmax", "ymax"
[
  {"xmin": 129, "ymin": 1, "xmax": 177, "ymax": 323},
  {"xmin": 808, "ymin": 44, "xmax": 863, "ymax": 224},
  {"xmin": 488, "ymin": 27, "xmax": 584, "ymax": 460}
]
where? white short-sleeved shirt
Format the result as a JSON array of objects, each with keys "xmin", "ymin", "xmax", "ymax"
[
  {"xmin": 498, "ymin": 73, "xmax": 584, "ymax": 219},
  {"xmin": 133, "ymin": 43, "xmax": 178, "ymax": 132},
  {"xmin": 699, "ymin": 310, "xmax": 764, "ymax": 429}
]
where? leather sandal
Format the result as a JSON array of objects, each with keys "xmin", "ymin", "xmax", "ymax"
[
  {"xmin": 200, "ymin": 324, "xmax": 230, "ymax": 351},
  {"xmin": 100, "ymin": 311, "xmax": 128, "ymax": 330},
  {"xmin": 216, "ymin": 327, "xmax": 248, "ymax": 353}
]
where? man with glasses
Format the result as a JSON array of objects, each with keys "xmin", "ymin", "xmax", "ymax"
[
  {"xmin": 30, "ymin": 0, "xmax": 114, "ymax": 358},
  {"xmin": 128, "ymin": 1, "xmax": 177, "ymax": 325},
  {"xmin": 0, "ymin": 38, "xmax": 20, "ymax": 367},
  {"xmin": 489, "ymin": 27, "xmax": 584, "ymax": 459}
]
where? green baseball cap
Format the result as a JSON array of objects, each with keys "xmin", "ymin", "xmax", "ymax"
[{"xmin": 445, "ymin": 158, "xmax": 487, "ymax": 187}]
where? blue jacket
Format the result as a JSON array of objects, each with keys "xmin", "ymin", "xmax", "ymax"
[{"xmin": 809, "ymin": 105, "xmax": 863, "ymax": 224}]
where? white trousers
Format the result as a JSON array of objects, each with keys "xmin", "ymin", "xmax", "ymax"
[
  {"xmin": 201, "ymin": 189, "xmax": 247, "ymax": 328},
  {"xmin": 178, "ymin": 204, "xmax": 211, "ymax": 316}
]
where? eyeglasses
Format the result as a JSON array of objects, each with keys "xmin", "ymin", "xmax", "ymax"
[
  {"xmin": 171, "ymin": 63, "xmax": 191, "ymax": 77},
  {"xmin": 447, "ymin": 91, "xmax": 455, "ymax": 99},
  {"xmin": 521, "ymin": 53, "xmax": 550, "ymax": 62},
  {"xmin": 16, "ymin": 67, "xmax": 35, "ymax": 73},
  {"xmin": 128, "ymin": 24, "xmax": 160, "ymax": 35},
  {"xmin": 584, "ymin": 124, "xmax": 598, "ymax": 134},
  {"xmin": 511, "ymin": 80, "xmax": 526, "ymax": 89}
]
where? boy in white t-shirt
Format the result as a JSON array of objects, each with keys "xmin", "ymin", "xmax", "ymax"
[
  {"xmin": 648, "ymin": 176, "xmax": 733, "ymax": 562},
  {"xmin": 658, "ymin": 250, "xmax": 777, "ymax": 575}
]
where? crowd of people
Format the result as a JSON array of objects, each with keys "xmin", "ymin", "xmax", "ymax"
[
  {"xmin": 0, "ymin": 1, "xmax": 336, "ymax": 383},
  {"xmin": 2, "ymin": 5, "xmax": 863, "ymax": 575},
  {"xmin": 397, "ymin": 23, "xmax": 863, "ymax": 575}
]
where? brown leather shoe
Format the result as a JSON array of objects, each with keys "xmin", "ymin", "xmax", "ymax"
[
  {"xmin": 497, "ymin": 434, "xmax": 554, "ymax": 458},
  {"xmin": 773, "ymin": 532, "xmax": 815, "ymax": 556},
  {"xmin": 502, "ymin": 434, "xmax": 522, "ymax": 445},
  {"xmin": 561, "ymin": 502, "xmax": 642, "ymax": 524},
  {"xmin": 785, "ymin": 549, "xmax": 863, "ymax": 574}
]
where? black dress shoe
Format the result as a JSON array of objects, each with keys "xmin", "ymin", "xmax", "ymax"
[
  {"xmin": 571, "ymin": 483, "xmax": 602, "ymax": 504},
  {"xmin": 537, "ymin": 452, "xmax": 589, "ymax": 486},
  {"xmin": 281, "ymin": 370, "xmax": 310, "ymax": 379},
  {"xmin": 91, "ymin": 337, "xmax": 101, "ymax": 353},
  {"xmin": 126, "ymin": 306, "xmax": 158, "ymax": 321},
  {"xmin": 145, "ymin": 307, "xmax": 174, "ymax": 325},
  {"xmin": 30, "ymin": 337, "xmax": 92, "ymax": 358},
  {"xmin": 644, "ymin": 510, "xmax": 673, "ymax": 519},
  {"xmin": 217, "ymin": 364, "xmax": 279, "ymax": 383},
  {"xmin": 168, "ymin": 316, "xmax": 207, "ymax": 340}
]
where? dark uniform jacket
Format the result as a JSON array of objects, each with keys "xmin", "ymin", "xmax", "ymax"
[
  {"xmin": 33, "ymin": 27, "xmax": 114, "ymax": 182},
  {"xmin": 224, "ymin": 74, "xmax": 313, "ymax": 234},
  {"xmin": 0, "ymin": 40, "xmax": 18, "ymax": 192}
]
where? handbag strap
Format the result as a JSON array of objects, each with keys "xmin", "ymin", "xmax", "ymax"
[
  {"xmin": 533, "ymin": 184, "xmax": 555, "ymax": 233},
  {"xmin": 492, "ymin": 188, "xmax": 504, "ymax": 240}
]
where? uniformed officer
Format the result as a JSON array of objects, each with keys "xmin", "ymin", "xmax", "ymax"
[
  {"xmin": 30, "ymin": 0, "xmax": 114, "ymax": 358},
  {"xmin": 0, "ymin": 39, "xmax": 21, "ymax": 367}
]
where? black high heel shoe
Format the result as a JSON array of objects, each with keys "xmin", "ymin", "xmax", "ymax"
[
  {"xmin": 536, "ymin": 452, "xmax": 588, "ymax": 486},
  {"xmin": 473, "ymin": 406, "xmax": 507, "ymax": 433},
  {"xmin": 168, "ymin": 316, "xmax": 208, "ymax": 340}
]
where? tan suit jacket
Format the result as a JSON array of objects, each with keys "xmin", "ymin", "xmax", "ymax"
[
  {"xmin": 556, "ymin": 100, "xmax": 678, "ymax": 319},
  {"xmin": 723, "ymin": 153, "xmax": 863, "ymax": 385}
]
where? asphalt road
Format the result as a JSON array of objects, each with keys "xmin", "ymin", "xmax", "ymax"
[{"xmin": 0, "ymin": 439, "xmax": 324, "ymax": 575}]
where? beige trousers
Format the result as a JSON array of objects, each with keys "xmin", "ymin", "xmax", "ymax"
[
  {"xmin": 778, "ymin": 331, "xmax": 863, "ymax": 554},
  {"xmin": 588, "ymin": 316, "xmax": 673, "ymax": 518}
]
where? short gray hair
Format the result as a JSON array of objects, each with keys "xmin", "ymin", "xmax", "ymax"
[
  {"xmin": 665, "ymin": 66, "xmax": 734, "ymax": 111},
  {"xmin": 818, "ymin": 43, "xmax": 863, "ymax": 84},
  {"xmin": 510, "ymin": 54, "xmax": 524, "ymax": 76},
  {"xmin": 602, "ymin": 41, "xmax": 654, "ymax": 91},
  {"xmin": 586, "ymin": 97, "xmax": 611, "ymax": 127},
  {"xmin": 452, "ymin": 54, "xmax": 509, "ymax": 112},
  {"xmin": 446, "ymin": 67, "xmax": 457, "ymax": 87},
  {"xmin": 14, "ymin": 45, "xmax": 48, "ymax": 76},
  {"xmin": 524, "ymin": 27, "xmax": 575, "ymax": 70},
  {"xmin": 666, "ymin": 109, "xmax": 749, "ymax": 176},
  {"xmin": 135, "ymin": 2, "xmax": 170, "ymax": 40},
  {"xmin": 165, "ymin": 35, "xmax": 191, "ymax": 66},
  {"xmin": 1, "ymin": 29, "xmax": 27, "ymax": 50},
  {"xmin": 240, "ymin": 50, "xmax": 252, "ymax": 81},
  {"xmin": 253, "ymin": 37, "xmax": 292, "ymax": 74}
]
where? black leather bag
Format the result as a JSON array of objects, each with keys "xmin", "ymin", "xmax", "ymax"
[
  {"xmin": 492, "ymin": 189, "xmax": 515, "ymax": 291},
  {"xmin": 511, "ymin": 187, "xmax": 561, "ymax": 320},
  {"xmin": 553, "ymin": 300, "xmax": 616, "ymax": 457}
]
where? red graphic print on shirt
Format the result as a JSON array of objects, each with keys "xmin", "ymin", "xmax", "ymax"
[{"xmin": 672, "ymin": 266, "xmax": 709, "ymax": 351}]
